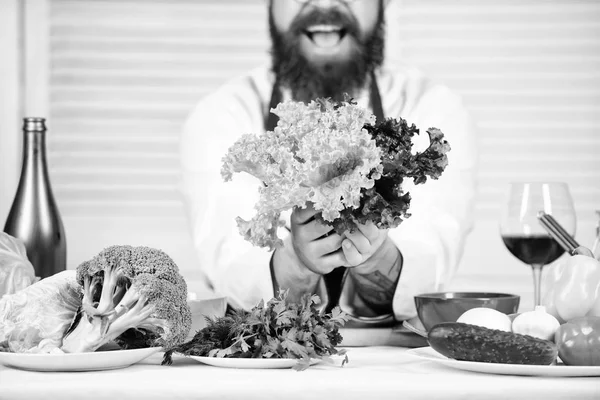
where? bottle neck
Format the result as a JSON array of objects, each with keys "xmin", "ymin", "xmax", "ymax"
[{"xmin": 21, "ymin": 130, "xmax": 50, "ymax": 182}]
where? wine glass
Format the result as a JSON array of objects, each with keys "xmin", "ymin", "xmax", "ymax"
[{"xmin": 500, "ymin": 182, "xmax": 576, "ymax": 308}]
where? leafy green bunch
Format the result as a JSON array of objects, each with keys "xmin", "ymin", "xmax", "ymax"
[
  {"xmin": 320, "ymin": 119, "xmax": 450, "ymax": 234},
  {"xmin": 221, "ymin": 97, "xmax": 450, "ymax": 250},
  {"xmin": 163, "ymin": 292, "xmax": 349, "ymax": 371}
]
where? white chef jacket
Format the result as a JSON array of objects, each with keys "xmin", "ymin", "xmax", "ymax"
[{"xmin": 180, "ymin": 65, "xmax": 478, "ymax": 320}]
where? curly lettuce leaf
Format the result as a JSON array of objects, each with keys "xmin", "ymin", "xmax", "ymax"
[
  {"xmin": 222, "ymin": 99, "xmax": 382, "ymax": 249},
  {"xmin": 236, "ymin": 211, "xmax": 286, "ymax": 249},
  {"xmin": 221, "ymin": 98, "xmax": 450, "ymax": 249},
  {"xmin": 318, "ymin": 121, "xmax": 451, "ymax": 234}
]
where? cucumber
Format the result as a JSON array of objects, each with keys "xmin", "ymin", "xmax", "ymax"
[{"xmin": 428, "ymin": 322, "xmax": 558, "ymax": 365}]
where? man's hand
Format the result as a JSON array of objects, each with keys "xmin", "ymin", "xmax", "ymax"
[
  {"xmin": 341, "ymin": 222, "xmax": 403, "ymax": 316},
  {"xmin": 273, "ymin": 207, "xmax": 403, "ymax": 313},
  {"xmin": 271, "ymin": 203, "xmax": 346, "ymax": 302},
  {"xmin": 289, "ymin": 204, "xmax": 346, "ymax": 275},
  {"xmin": 340, "ymin": 221, "xmax": 388, "ymax": 272}
]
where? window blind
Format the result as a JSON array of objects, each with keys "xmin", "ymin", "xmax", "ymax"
[
  {"xmin": 46, "ymin": 0, "xmax": 600, "ymax": 283},
  {"xmin": 48, "ymin": 0, "xmax": 271, "ymax": 282},
  {"xmin": 392, "ymin": 0, "xmax": 600, "ymax": 279}
]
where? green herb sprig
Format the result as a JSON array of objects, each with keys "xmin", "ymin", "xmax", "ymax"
[{"xmin": 162, "ymin": 291, "xmax": 349, "ymax": 371}]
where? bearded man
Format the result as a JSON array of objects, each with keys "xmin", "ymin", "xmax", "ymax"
[{"xmin": 181, "ymin": 0, "xmax": 478, "ymax": 324}]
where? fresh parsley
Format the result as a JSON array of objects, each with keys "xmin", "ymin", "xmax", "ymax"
[{"xmin": 162, "ymin": 291, "xmax": 349, "ymax": 371}]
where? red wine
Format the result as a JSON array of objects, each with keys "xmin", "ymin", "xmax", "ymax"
[{"xmin": 502, "ymin": 235, "xmax": 565, "ymax": 265}]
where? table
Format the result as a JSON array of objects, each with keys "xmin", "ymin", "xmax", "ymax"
[{"xmin": 1, "ymin": 346, "xmax": 598, "ymax": 400}]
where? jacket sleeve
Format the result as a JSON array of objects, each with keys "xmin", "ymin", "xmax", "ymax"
[
  {"xmin": 179, "ymin": 94, "xmax": 276, "ymax": 310},
  {"xmin": 388, "ymin": 84, "xmax": 479, "ymax": 320}
]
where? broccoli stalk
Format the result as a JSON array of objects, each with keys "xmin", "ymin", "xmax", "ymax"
[
  {"xmin": 60, "ymin": 245, "xmax": 192, "ymax": 353},
  {"xmin": 62, "ymin": 282, "xmax": 161, "ymax": 353}
]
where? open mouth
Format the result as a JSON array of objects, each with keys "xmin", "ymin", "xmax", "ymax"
[{"xmin": 304, "ymin": 24, "xmax": 347, "ymax": 48}]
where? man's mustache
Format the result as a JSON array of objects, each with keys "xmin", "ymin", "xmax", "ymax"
[{"xmin": 289, "ymin": 9, "xmax": 360, "ymax": 38}]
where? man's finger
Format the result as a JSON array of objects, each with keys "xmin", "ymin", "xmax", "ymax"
[
  {"xmin": 311, "ymin": 231, "xmax": 344, "ymax": 255},
  {"xmin": 307, "ymin": 219, "xmax": 336, "ymax": 241},
  {"xmin": 318, "ymin": 250, "xmax": 348, "ymax": 273},
  {"xmin": 344, "ymin": 229, "xmax": 371, "ymax": 254},
  {"xmin": 342, "ymin": 239, "xmax": 363, "ymax": 267},
  {"xmin": 291, "ymin": 204, "xmax": 318, "ymax": 225},
  {"xmin": 292, "ymin": 218, "xmax": 334, "ymax": 242},
  {"xmin": 358, "ymin": 221, "xmax": 388, "ymax": 246},
  {"xmin": 356, "ymin": 220, "xmax": 384, "ymax": 242}
]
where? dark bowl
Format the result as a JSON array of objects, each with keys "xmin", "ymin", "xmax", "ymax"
[{"xmin": 414, "ymin": 292, "xmax": 520, "ymax": 332}]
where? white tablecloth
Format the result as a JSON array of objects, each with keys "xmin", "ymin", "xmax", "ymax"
[{"xmin": 1, "ymin": 346, "xmax": 598, "ymax": 400}]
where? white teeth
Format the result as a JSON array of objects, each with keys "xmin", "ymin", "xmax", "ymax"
[
  {"xmin": 310, "ymin": 31, "xmax": 342, "ymax": 48},
  {"xmin": 306, "ymin": 24, "xmax": 342, "ymax": 33}
]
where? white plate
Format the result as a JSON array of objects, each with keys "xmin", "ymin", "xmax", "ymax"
[
  {"xmin": 0, "ymin": 347, "xmax": 161, "ymax": 372},
  {"xmin": 407, "ymin": 347, "xmax": 600, "ymax": 377},
  {"xmin": 189, "ymin": 355, "xmax": 320, "ymax": 369}
]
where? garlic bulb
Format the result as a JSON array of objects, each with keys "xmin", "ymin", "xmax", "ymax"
[{"xmin": 511, "ymin": 306, "xmax": 560, "ymax": 341}]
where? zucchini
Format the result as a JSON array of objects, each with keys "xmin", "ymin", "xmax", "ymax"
[{"xmin": 428, "ymin": 322, "xmax": 558, "ymax": 365}]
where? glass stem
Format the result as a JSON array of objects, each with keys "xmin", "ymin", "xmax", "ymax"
[{"xmin": 531, "ymin": 264, "xmax": 544, "ymax": 308}]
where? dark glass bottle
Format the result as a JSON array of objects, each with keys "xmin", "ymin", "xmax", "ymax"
[{"xmin": 4, "ymin": 117, "xmax": 67, "ymax": 278}]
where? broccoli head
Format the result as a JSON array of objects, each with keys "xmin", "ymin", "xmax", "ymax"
[{"xmin": 61, "ymin": 245, "xmax": 192, "ymax": 353}]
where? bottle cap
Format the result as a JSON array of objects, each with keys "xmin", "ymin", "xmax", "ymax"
[{"xmin": 23, "ymin": 117, "xmax": 47, "ymax": 132}]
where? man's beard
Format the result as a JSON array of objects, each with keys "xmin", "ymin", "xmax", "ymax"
[{"xmin": 269, "ymin": 6, "xmax": 385, "ymax": 103}]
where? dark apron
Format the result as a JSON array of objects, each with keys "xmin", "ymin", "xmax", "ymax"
[{"xmin": 265, "ymin": 72, "xmax": 385, "ymax": 313}]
